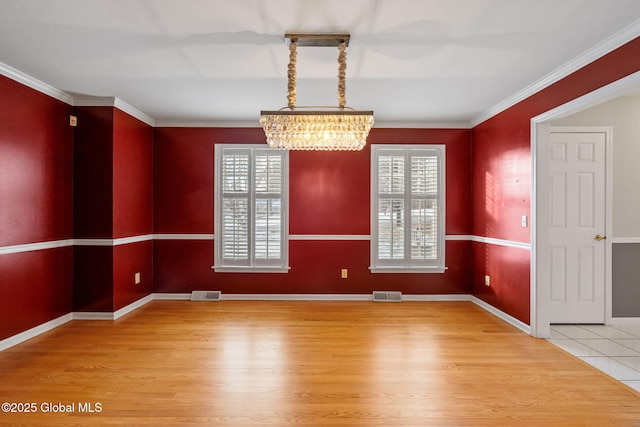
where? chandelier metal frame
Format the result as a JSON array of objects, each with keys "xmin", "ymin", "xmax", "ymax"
[{"xmin": 260, "ymin": 33, "xmax": 374, "ymax": 151}]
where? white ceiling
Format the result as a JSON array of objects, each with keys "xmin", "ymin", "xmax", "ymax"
[{"xmin": 1, "ymin": 0, "xmax": 640, "ymax": 126}]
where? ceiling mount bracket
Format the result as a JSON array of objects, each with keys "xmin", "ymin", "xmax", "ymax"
[{"xmin": 284, "ymin": 33, "xmax": 350, "ymax": 47}]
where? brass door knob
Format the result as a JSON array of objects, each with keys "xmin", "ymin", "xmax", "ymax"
[{"xmin": 595, "ymin": 234, "xmax": 606, "ymax": 241}]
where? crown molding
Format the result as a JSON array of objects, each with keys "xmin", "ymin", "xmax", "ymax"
[
  {"xmin": 0, "ymin": 61, "xmax": 74, "ymax": 105},
  {"xmin": 0, "ymin": 64, "xmax": 156, "ymax": 128},
  {"xmin": 374, "ymin": 121, "xmax": 470, "ymax": 129},
  {"xmin": 154, "ymin": 120, "xmax": 261, "ymax": 128},
  {"xmin": 154, "ymin": 119, "xmax": 471, "ymax": 129},
  {"xmin": 72, "ymin": 95, "xmax": 118, "ymax": 107},
  {"xmin": 113, "ymin": 98, "xmax": 155, "ymax": 126},
  {"xmin": 471, "ymin": 18, "xmax": 640, "ymax": 127},
  {"xmin": 72, "ymin": 96, "xmax": 155, "ymax": 126}
]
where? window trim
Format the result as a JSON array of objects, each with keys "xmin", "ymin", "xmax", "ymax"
[
  {"xmin": 213, "ymin": 144, "xmax": 289, "ymax": 273},
  {"xmin": 370, "ymin": 144, "xmax": 446, "ymax": 273}
]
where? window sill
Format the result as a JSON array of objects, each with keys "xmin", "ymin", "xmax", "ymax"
[
  {"xmin": 369, "ymin": 267, "xmax": 447, "ymax": 274},
  {"xmin": 211, "ymin": 266, "xmax": 291, "ymax": 273}
]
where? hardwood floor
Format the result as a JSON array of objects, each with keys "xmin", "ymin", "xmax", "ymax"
[{"xmin": 1, "ymin": 300, "xmax": 639, "ymax": 426}]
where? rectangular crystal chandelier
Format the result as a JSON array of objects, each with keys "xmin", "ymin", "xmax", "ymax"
[{"xmin": 260, "ymin": 34, "xmax": 374, "ymax": 151}]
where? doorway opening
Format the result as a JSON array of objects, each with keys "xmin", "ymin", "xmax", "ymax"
[{"xmin": 531, "ymin": 71, "xmax": 640, "ymax": 338}]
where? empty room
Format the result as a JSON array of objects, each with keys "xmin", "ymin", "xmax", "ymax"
[{"xmin": 1, "ymin": 1, "xmax": 640, "ymax": 425}]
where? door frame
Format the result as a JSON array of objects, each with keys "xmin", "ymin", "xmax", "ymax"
[{"xmin": 530, "ymin": 71, "xmax": 640, "ymax": 338}]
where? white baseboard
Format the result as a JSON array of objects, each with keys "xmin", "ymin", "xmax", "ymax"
[
  {"xmin": 152, "ymin": 292, "xmax": 191, "ymax": 300},
  {"xmin": 114, "ymin": 294, "xmax": 154, "ymax": 319},
  {"xmin": 72, "ymin": 294, "xmax": 155, "ymax": 321},
  {"xmin": 470, "ymin": 296, "xmax": 531, "ymax": 334},
  {"xmin": 221, "ymin": 293, "xmax": 371, "ymax": 301},
  {"xmin": 0, "ymin": 313, "xmax": 73, "ymax": 352},
  {"xmin": 403, "ymin": 294, "xmax": 470, "ymax": 302},
  {"xmin": 72, "ymin": 312, "xmax": 114, "ymax": 320},
  {"xmin": 607, "ymin": 317, "xmax": 640, "ymax": 326},
  {"xmin": 1, "ymin": 293, "xmax": 533, "ymax": 352}
]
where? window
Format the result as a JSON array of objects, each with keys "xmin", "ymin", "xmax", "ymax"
[
  {"xmin": 214, "ymin": 145, "xmax": 288, "ymax": 272},
  {"xmin": 371, "ymin": 145, "xmax": 445, "ymax": 272}
]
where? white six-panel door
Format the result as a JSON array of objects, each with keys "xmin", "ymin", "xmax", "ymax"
[{"xmin": 548, "ymin": 130, "xmax": 606, "ymax": 324}]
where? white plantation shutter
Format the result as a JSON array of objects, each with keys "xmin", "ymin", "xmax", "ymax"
[
  {"xmin": 215, "ymin": 145, "xmax": 288, "ymax": 271},
  {"xmin": 371, "ymin": 145, "xmax": 445, "ymax": 272}
]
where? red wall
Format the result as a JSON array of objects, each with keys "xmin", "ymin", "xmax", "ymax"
[
  {"xmin": 0, "ymin": 75, "xmax": 74, "ymax": 340},
  {"xmin": 112, "ymin": 109, "xmax": 154, "ymax": 310},
  {"xmin": 0, "ymin": 78, "xmax": 73, "ymax": 245},
  {"xmin": 153, "ymin": 127, "xmax": 472, "ymax": 295},
  {"xmin": 73, "ymin": 106, "xmax": 154, "ymax": 312},
  {"xmin": 113, "ymin": 109, "xmax": 153, "ymax": 238},
  {"xmin": 73, "ymin": 107, "xmax": 114, "ymax": 238},
  {"xmin": 471, "ymin": 36, "xmax": 640, "ymax": 324}
]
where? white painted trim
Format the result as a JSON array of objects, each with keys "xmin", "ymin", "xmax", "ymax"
[
  {"xmin": 289, "ymin": 234, "xmax": 370, "ymax": 241},
  {"xmin": 153, "ymin": 120, "xmax": 470, "ymax": 129},
  {"xmin": 444, "ymin": 235, "xmax": 474, "ymax": 241},
  {"xmin": 152, "ymin": 293, "xmax": 192, "ymax": 300},
  {"xmin": 471, "ymin": 19, "xmax": 640, "ymax": 127},
  {"xmin": 72, "ymin": 312, "xmax": 114, "ymax": 320},
  {"xmin": 0, "ymin": 239, "xmax": 74, "ymax": 255},
  {"xmin": 0, "ymin": 234, "xmax": 533, "ymax": 255},
  {"xmin": 72, "ymin": 294, "xmax": 155, "ymax": 321},
  {"xmin": 113, "ymin": 294, "xmax": 154, "ymax": 319},
  {"xmin": 611, "ymin": 237, "xmax": 640, "ymax": 244},
  {"xmin": 113, "ymin": 99, "xmax": 155, "ymax": 127},
  {"xmin": 72, "ymin": 95, "xmax": 118, "ymax": 107},
  {"xmin": 369, "ymin": 267, "xmax": 446, "ymax": 274},
  {"xmin": 153, "ymin": 234, "xmax": 214, "ymax": 240},
  {"xmin": 73, "ymin": 239, "xmax": 113, "ymax": 247},
  {"xmin": 154, "ymin": 120, "xmax": 262, "ymax": 128},
  {"xmin": 113, "ymin": 235, "xmax": 154, "ymax": 246},
  {"xmin": 0, "ymin": 313, "xmax": 73, "ymax": 352},
  {"xmin": 73, "ymin": 235, "xmax": 154, "ymax": 247},
  {"xmin": 605, "ymin": 128, "xmax": 615, "ymax": 328},
  {"xmin": 221, "ymin": 294, "xmax": 372, "ymax": 301},
  {"xmin": 607, "ymin": 317, "xmax": 640, "ymax": 326},
  {"xmin": 212, "ymin": 267, "xmax": 291, "ymax": 273},
  {"xmin": 373, "ymin": 122, "xmax": 470, "ymax": 129},
  {"xmin": 530, "ymin": 122, "xmax": 546, "ymax": 338},
  {"xmin": 448, "ymin": 235, "xmax": 531, "ymax": 250},
  {"xmin": 73, "ymin": 96, "xmax": 154, "ymax": 126},
  {"xmin": 470, "ymin": 296, "xmax": 531, "ymax": 335},
  {"xmin": 403, "ymin": 294, "xmax": 470, "ymax": 302},
  {"xmin": 0, "ymin": 61, "xmax": 73, "ymax": 105},
  {"xmin": 472, "ymin": 236, "xmax": 530, "ymax": 250}
]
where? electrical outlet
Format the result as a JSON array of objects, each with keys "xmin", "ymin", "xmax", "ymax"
[
  {"xmin": 484, "ymin": 275, "xmax": 490, "ymax": 286},
  {"xmin": 134, "ymin": 272, "xmax": 141, "ymax": 284},
  {"xmin": 341, "ymin": 269, "xmax": 348, "ymax": 279}
]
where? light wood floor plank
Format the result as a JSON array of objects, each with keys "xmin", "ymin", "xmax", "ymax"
[{"xmin": 0, "ymin": 301, "xmax": 638, "ymax": 426}]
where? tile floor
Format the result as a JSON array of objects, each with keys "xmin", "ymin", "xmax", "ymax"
[{"xmin": 548, "ymin": 324, "xmax": 640, "ymax": 392}]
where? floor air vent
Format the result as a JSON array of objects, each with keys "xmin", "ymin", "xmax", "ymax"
[
  {"xmin": 372, "ymin": 291, "xmax": 403, "ymax": 302},
  {"xmin": 191, "ymin": 291, "xmax": 221, "ymax": 301}
]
